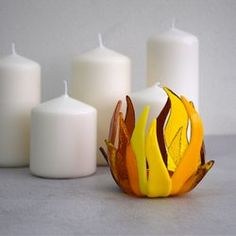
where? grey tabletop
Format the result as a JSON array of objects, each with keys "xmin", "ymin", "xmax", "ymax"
[{"xmin": 0, "ymin": 135, "xmax": 235, "ymax": 236}]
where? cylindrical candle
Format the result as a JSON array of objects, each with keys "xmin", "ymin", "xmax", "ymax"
[
  {"xmin": 0, "ymin": 44, "xmax": 41, "ymax": 167},
  {"xmin": 131, "ymin": 83, "xmax": 167, "ymax": 127},
  {"xmin": 147, "ymin": 24, "xmax": 199, "ymax": 108},
  {"xmin": 72, "ymin": 34, "xmax": 131, "ymax": 165},
  {"xmin": 30, "ymin": 81, "xmax": 97, "ymax": 178}
]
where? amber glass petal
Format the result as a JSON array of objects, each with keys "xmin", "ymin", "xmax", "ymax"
[
  {"xmin": 108, "ymin": 100, "xmax": 122, "ymax": 145},
  {"xmin": 99, "ymin": 147, "xmax": 108, "ymax": 163},
  {"xmin": 116, "ymin": 152, "xmax": 133, "ymax": 194},
  {"xmin": 105, "ymin": 141, "xmax": 120, "ymax": 186},
  {"xmin": 126, "ymin": 143, "xmax": 143, "ymax": 197},
  {"xmin": 116, "ymin": 113, "xmax": 133, "ymax": 194},
  {"xmin": 125, "ymin": 96, "xmax": 135, "ymax": 136},
  {"xmin": 201, "ymin": 141, "xmax": 206, "ymax": 165},
  {"xmin": 178, "ymin": 160, "xmax": 215, "ymax": 195},
  {"xmin": 171, "ymin": 96, "xmax": 203, "ymax": 195},
  {"xmin": 156, "ymin": 98, "xmax": 170, "ymax": 167},
  {"xmin": 190, "ymin": 101, "xmax": 203, "ymax": 167},
  {"xmin": 118, "ymin": 113, "xmax": 128, "ymax": 157}
]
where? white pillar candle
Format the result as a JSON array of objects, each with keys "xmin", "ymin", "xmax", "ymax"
[
  {"xmin": 147, "ymin": 22, "xmax": 199, "ymax": 108},
  {"xmin": 72, "ymin": 34, "xmax": 131, "ymax": 165},
  {"xmin": 0, "ymin": 44, "xmax": 41, "ymax": 167},
  {"xmin": 131, "ymin": 83, "xmax": 167, "ymax": 127},
  {"xmin": 30, "ymin": 81, "xmax": 97, "ymax": 178}
]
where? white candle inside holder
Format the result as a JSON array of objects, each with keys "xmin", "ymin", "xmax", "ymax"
[
  {"xmin": 30, "ymin": 81, "xmax": 97, "ymax": 178},
  {"xmin": 0, "ymin": 43, "xmax": 41, "ymax": 167},
  {"xmin": 72, "ymin": 34, "xmax": 131, "ymax": 165},
  {"xmin": 131, "ymin": 83, "xmax": 167, "ymax": 127},
  {"xmin": 147, "ymin": 21, "xmax": 199, "ymax": 108}
]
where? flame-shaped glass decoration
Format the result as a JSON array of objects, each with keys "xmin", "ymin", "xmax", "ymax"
[{"xmin": 100, "ymin": 87, "xmax": 214, "ymax": 198}]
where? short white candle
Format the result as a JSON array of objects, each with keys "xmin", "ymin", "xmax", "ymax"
[
  {"xmin": 131, "ymin": 83, "xmax": 167, "ymax": 127},
  {"xmin": 72, "ymin": 34, "xmax": 131, "ymax": 165},
  {"xmin": 30, "ymin": 81, "xmax": 97, "ymax": 178},
  {"xmin": 147, "ymin": 21, "xmax": 199, "ymax": 108},
  {"xmin": 0, "ymin": 44, "xmax": 41, "ymax": 167}
]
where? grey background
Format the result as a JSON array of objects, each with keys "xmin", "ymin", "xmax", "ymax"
[{"xmin": 0, "ymin": 0, "xmax": 235, "ymax": 135}]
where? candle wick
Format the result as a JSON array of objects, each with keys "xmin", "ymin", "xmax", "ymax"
[
  {"xmin": 11, "ymin": 42, "xmax": 17, "ymax": 55},
  {"xmin": 63, "ymin": 80, "xmax": 68, "ymax": 96},
  {"xmin": 171, "ymin": 18, "xmax": 176, "ymax": 29},
  {"xmin": 98, "ymin": 33, "xmax": 104, "ymax": 48}
]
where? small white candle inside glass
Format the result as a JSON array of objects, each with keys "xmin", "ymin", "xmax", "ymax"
[
  {"xmin": 72, "ymin": 34, "xmax": 131, "ymax": 165},
  {"xmin": 0, "ymin": 43, "xmax": 41, "ymax": 167},
  {"xmin": 30, "ymin": 81, "xmax": 97, "ymax": 178},
  {"xmin": 131, "ymin": 83, "xmax": 167, "ymax": 127},
  {"xmin": 147, "ymin": 20, "xmax": 199, "ymax": 108}
]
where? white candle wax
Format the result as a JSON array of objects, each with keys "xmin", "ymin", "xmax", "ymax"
[
  {"xmin": 131, "ymin": 83, "xmax": 167, "ymax": 127},
  {"xmin": 30, "ymin": 81, "xmax": 97, "ymax": 178},
  {"xmin": 72, "ymin": 34, "xmax": 131, "ymax": 165},
  {"xmin": 147, "ymin": 23, "xmax": 199, "ymax": 108},
  {"xmin": 0, "ymin": 44, "xmax": 41, "ymax": 167}
]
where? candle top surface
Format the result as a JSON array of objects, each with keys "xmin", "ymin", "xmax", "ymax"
[
  {"xmin": 0, "ymin": 52, "xmax": 40, "ymax": 69},
  {"xmin": 149, "ymin": 27, "xmax": 198, "ymax": 44},
  {"xmin": 33, "ymin": 95, "xmax": 96, "ymax": 115},
  {"xmin": 74, "ymin": 46, "xmax": 130, "ymax": 63},
  {"xmin": 131, "ymin": 83, "xmax": 168, "ymax": 103}
]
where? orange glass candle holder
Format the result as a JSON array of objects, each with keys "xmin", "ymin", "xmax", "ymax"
[{"xmin": 100, "ymin": 87, "xmax": 214, "ymax": 198}]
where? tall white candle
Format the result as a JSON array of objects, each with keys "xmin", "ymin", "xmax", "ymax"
[
  {"xmin": 30, "ymin": 81, "xmax": 97, "ymax": 178},
  {"xmin": 72, "ymin": 34, "xmax": 131, "ymax": 165},
  {"xmin": 0, "ymin": 44, "xmax": 41, "ymax": 167},
  {"xmin": 147, "ymin": 22, "xmax": 199, "ymax": 108}
]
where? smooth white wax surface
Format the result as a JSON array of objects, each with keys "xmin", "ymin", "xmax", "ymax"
[
  {"xmin": 131, "ymin": 83, "xmax": 168, "ymax": 128},
  {"xmin": 0, "ymin": 48, "xmax": 41, "ymax": 167},
  {"xmin": 147, "ymin": 26, "xmax": 199, "ymax": 109},
  {"xmin": 72, "ymin": 44, "xmax": 131, "ymax": 165},
  {"xmin": 30, "ymin": 93, "xmax": 97, "ymax": 178}
]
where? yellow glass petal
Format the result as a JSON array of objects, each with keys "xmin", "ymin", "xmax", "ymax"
[
  {"xmin": 131, "ymin": 106, "xmax": 150, "ymax": 195},
  {"xmin": 171, "ymin": 96, "xmax": 203, "ymax": 195},
  {"xmin": 146, "ymin": 119, "xmax": 172, "ymax": 197},
  {"xmin": 164, "ymin": 88, "xmax": 189, "ymax": 166},
  {"xmin": 178, "ymin": 160, "xmax": 215, "ymax": 195},
  {"xmin": 167, "ymin": 154, "xmax": 176, "ymax": 172},
  {"xmin": 167, "ymin": 127, "xmax": 183, "ymax": 171}
]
